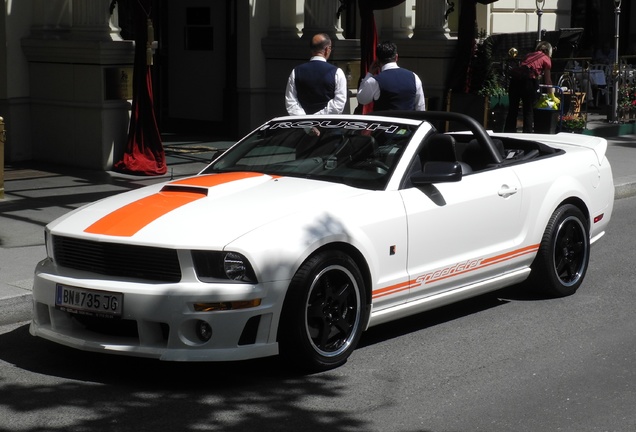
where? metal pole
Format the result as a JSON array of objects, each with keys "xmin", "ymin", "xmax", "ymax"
[
  {"xmin": 611, "ymin": 0, "xmax": 622, "ymax": 123},
  {"xmin": 535, "ymin": 0, "xmax": 544, "ymax": 44},
  {"xmin": 0, "ymin": 117, "xmax": 4, "ymax": 199}
]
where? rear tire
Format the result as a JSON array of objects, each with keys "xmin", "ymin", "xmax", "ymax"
[
  {"xmin": 279, "ymin": 250, "xmax": 367, "ymax": 372},
  {"xmin": 530, "ymin": 204, "xmax": 590, "ymax": 297}
]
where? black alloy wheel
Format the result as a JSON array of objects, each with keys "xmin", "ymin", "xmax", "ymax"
[
  {"xmin": 279, "ymin": 250, "xmax": 367, "ymax": 372},
  {"xmin": 530, "ymin": 204, "xmax": 590, "ymax": 297}
]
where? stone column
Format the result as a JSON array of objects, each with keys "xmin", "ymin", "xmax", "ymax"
[
  {"xmin": 395, "ymin": 0, "xmax": 457, "ymax": 109},
  {"xmin": 268, "ymin": 0, "xmax": 302, "ymax": 38},
  {"xmin": 379, "ymin": 0, "xmax": 414, "ymax": 40},
  {"xmin": 411, "ymin": 0, "xmax": 451, "ymax": 40},
  {"xmin": 302, "ymin": 0, "xmax": 342, "ymax": 39},
  {"xmin": 22, "ymin": 0, "xmax": 133, "ymax": 170},
  {"xmin": 71, "ymin": 0, "xmax": 123, "ymax": 41},
  {"xmin": 32, "ymin": 0, "xmax": 71, "ymax": 37}
]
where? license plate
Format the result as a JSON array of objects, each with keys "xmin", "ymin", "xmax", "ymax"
[{"xmin": 55, "ymin": 284, "xmax": 123, "ymax": 318}]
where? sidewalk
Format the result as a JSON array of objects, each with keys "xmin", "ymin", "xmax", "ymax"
[{"xmin": 1, "ymin": 128, "xmax": 635, "ymax": 326}]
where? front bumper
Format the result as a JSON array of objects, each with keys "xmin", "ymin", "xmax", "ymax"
[{"xmin": 30, "ymin": 258, "xmax": 287, "ymax": 362}]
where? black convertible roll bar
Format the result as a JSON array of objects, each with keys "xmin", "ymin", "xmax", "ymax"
[{"xmin": 369, "ymin": 110, "xmax": 504, "ymax": 165}]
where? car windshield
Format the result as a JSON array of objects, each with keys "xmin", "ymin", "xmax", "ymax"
[{"xmin": 201, "ymin": 118, "xmax": 419, "ymax": 190}]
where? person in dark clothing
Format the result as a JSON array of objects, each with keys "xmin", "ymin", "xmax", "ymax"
[
  {"xmin": 505, "ymin": 41, "xmax": 554, "ymax": 133},
  {"xmin": 357, "ymin": 40, "xmax": 425, "ymax": 111},
  {"xmin": 285, "ymin": 33, "xmax": 348, "ymax": 115}
]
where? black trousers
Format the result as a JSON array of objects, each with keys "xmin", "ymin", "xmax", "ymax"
[{"xmin": 505, "ymin": 77, "xmax": 539, "ymax": 133}]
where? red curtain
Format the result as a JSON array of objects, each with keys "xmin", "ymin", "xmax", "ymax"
[
  {"xmin": 357, "ymin": 0, "xmax": 406, "ymax": 113},
  {"xmin": 358, "ymin": 0, "xmax": 406, "ymax": 78},
  {"xmin": 114, "ymin": 0, "xmax": 166, "ymax": 176}
]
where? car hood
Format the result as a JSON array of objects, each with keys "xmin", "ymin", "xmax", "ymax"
[{"xmin": 48, "ymin": 172, "xmax": 367, "ymax": 249}]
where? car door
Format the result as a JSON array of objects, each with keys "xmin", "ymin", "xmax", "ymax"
[{"xmin": 400, "ymin": 166, "xmax": 523, "ymax": 300}]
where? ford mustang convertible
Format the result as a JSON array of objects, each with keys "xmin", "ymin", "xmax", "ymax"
[{"xmin": 30, "ymin": 111, "xmax": 614, "ymax": 371}]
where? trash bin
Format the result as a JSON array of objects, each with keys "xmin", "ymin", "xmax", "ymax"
[{"xmin": 533, "ymin": 108, "xmax": 559, "ymax": 134}]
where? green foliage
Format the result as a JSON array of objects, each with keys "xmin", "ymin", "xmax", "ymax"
[
  {"xmin": 469, "ymin": 30, "xmax": 506, "ymax": 98},
  {"xmin": 477, "ymin": 74, "xmax": 507, "ymax": 98},
  {"xmin": 618, "ymin": 84, "xmax": 636, "ymax": 111},
  {"xmin": 560, "ymin": 115, "xmax": 586, "ymax": 131}
]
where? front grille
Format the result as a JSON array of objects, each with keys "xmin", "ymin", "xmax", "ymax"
[{"xmin": 53, "ymin": 235, "xmax": 182, "ymax": 282}]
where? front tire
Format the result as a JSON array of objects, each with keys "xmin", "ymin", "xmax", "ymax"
[
  {"xmin": 530, "ymin": 204, "xmax": 590, "ymax": 297},
  {"xmin": 279, "ymin": 250, "xmax": 368, "ymax": 372}
]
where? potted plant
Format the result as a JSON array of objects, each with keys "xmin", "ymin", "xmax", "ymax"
[
  {"xmin": 617, "ymin": 83, "xmax": 636, "ymax": 121},
  {"xmin": 452, "ymin": 29, "xmax": 508, "ymax": 131},
  {"xmin": 560, "ymin": 114, "xmax": 586, "ymax": 133}
]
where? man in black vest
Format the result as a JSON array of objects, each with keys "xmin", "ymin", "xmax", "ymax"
[
  {"xmin": 357, "ymin": 41, "xmax": 425, "ymax": 111},
  {"xmin": 285, "ymin": 33, "xmax": 348, "ymax": 115}
]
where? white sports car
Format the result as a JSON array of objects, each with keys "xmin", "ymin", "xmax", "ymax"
[{"xmin": 30, "ymin": 111, "xmax": 614, "ymax": 371}]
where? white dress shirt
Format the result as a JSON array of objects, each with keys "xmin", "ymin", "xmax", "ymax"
[
  {"xmin": 357, "ymin": 62, "xmax": 426, "ymax": 111},
  {"xmin": 285, "ymin": 56, "xmax": 348, "ymax": 115}
]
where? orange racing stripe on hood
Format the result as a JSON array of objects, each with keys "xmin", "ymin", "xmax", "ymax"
[{"xmin": 84, "ymin": 172, "xmax": 265, "ymax": 237}]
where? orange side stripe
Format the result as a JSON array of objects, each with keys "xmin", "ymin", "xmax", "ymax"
[
  {"xmin": 84, "ymin": 191, "xmax": 204, "ymax": 237},
  {"xmin": 481, "ymin": 244, "xmax": 539, "ymax": 265},
  {"xmin": 422, "ymin": 245, "xmax": 539, "ymax": 285},
  {"xmin": 372, "ymin": 244, "xmax": 540, "ymax": 300},
  {"xmin": 373, "ymin": 280, "xmax": 411, "ymax": 299}
]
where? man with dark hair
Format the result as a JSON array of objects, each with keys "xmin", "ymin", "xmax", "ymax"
[
  {"xmin": 357, "ymin": 40, "xmax": 425, "ymax": 111},
  {"xmin": 285, "ymin": 33, "xmax": 348, "ymax": 115}
]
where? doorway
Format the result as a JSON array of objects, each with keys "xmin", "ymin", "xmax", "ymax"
[{"xmin": 132, "ymin": 0, "xmax": 234, "ymax": 136}]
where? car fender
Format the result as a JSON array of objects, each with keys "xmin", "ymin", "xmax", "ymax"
[
  {"xmin": 517, "ymin": 168, "xmax": 593, "ymax": 249},
  {"xmin": 226, "ymin": 192, "xmax": 408, "ymax": 293}
]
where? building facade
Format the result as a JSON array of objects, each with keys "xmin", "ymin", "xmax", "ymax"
[{"xmin": 0, "ymin": 0, "xmax": 633, "ymax": 170}]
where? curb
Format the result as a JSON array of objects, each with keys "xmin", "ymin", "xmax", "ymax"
[
  {"xmin": 614, "ymin": 175, "xmax": 636, "ymax": 200},
  {"xmin": 0, "ymin": 293, "xmax": 32, "ymax": 327}
]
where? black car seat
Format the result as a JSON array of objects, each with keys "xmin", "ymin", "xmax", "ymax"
[
  {"xmin": 423, "ymin": 134, "xmax": 472, "ymax": 174},
  {"xmin": 455, "ymin": 138, "xmax": 506, "ymax": 170}
]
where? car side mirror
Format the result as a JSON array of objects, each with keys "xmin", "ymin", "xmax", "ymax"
[{"xmin": 411, "ymin": 161, "xmax": 463, "ymax": 186}]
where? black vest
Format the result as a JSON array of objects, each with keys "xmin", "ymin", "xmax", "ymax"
[
  {"xmin": 294, "ymin": 60, "xmax": 337, "ymax": 114},
  {"xmin": 374, "ymin": 68, "xmax": 417, "ymax": 111}
]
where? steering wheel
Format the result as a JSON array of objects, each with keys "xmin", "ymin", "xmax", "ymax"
[{"xmin": 355, "ymin": 159, "xmax": 390, "ymax": 175}]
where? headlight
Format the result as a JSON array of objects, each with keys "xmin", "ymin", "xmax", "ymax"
[
  {"xmin": 44, "ymin": 228, "xmax": 53, "ymax": 260},
  {"xmin": 223, "ymin": 252, "xmax": 249, "ymax": 281},
  {"xmin": 192, "ymin": 251, "xmax": 257, "ymax": 283}
]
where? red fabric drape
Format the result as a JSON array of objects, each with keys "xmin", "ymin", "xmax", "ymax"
[
  {"xmin": 114, "ymin": 0, "xmax": 166, "ymax": 176},
  {"xmin": 357, "ymin": 0, "xmax": 406, "ymax": 113}
]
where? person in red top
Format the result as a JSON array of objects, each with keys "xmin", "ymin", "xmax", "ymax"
[{"xmin": 505, "ymin": 41, "xmax": 553, "ymax": 133}]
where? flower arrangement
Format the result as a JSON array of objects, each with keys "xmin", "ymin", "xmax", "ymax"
[
  {"xmin": 560, "ymin": 114, "xmax": 586, "ymax": 132},
  {"xmin": 618, "ymin": 84, "xmax": 636, "ymax": 112}
]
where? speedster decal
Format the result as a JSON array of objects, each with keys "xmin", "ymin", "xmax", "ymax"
[{"xmin": 373, "ymin": 244, "xmax": 540, "ymax": 299}]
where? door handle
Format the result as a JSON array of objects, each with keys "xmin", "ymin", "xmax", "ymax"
[{"xmin": 498, "ymin": 184, "xmax": 518, "ymax": 198}]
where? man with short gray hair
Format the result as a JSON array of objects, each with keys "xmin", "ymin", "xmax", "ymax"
[{"xmin": 285, "ymin": 33, "xmax": 348, "ymax": 115}]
